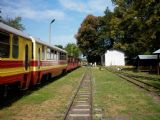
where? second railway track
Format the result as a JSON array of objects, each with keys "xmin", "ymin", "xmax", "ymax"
[
  {"xmin": 64, "ymin": 67, "xmax": 93, "ymax": 120},
  {"xmin": 106, "ymin": 68, "xmax": 160, "ymax": 95}
]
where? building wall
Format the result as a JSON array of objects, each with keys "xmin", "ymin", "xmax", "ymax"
[{"xmin": 104, "ymin": 50, "xmax": 125, "ymax": 66}]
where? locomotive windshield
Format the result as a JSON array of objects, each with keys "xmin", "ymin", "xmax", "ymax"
[{"xmin": 0, "ymin": 31, "xmax": 10, "ymax": 58}]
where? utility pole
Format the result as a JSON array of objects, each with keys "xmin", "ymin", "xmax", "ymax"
[{"xmin": 49, "ymin": 19, "xmax": 55, "ymax": 44}]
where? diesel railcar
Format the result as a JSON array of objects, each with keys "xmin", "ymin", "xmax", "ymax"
[{"xmin": 0, "ymin": 22, "xmax": 77, "ymax": 96}]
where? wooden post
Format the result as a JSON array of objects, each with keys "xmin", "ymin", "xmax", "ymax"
[
  {"xmin": 137, "ymin": 58, "xmax": 140, "ymax": 72},
  {"xmin": 158, "ymin": 54, "xmax": 160, "ymax": 75}
]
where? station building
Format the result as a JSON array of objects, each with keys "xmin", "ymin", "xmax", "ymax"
[{"xmin": 101, "ymin": 49, "xmax": 125, "ymax": 66}]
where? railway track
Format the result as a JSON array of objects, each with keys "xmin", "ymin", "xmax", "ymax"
[
  {"xmin": 63, "ymin": 68, "xmax": 93, "ymax": 120},
  {"xmin": 106, "ymin": 68, "xmax": 160, "ymax": 95}
]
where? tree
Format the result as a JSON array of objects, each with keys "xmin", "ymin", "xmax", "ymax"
[
  {"xmin": 76, "ymin": 0, "xmax": 160, "ymax": 63},
  {"xmin": 0, "ymin": 10, "xmax": 2, "ymax": 22},
  {"xmin": 98, "ymin": 8, "xmax": 114, "ymax": 53},
  {"xmin": 76, "ymin": 15, "xmax": 99, "ymax": 56},
  {"xmin": 55, "ymin": 45, "xmax": 63, "ymax": 49},
  {"xmin": 65, "ymin": 43, "xmax": 80, "ymax": 58},
  {"xmin": 75, "ymin": 14, "xmax": 113, "ymax": 63},
  {"xmin": 1, "ymin": 15, "xmax": 25, "ymax": 31},
  {"xmin": 4, "ymin": 17, "xmax": 25, "ymax": 31},
  {"xmin": 110, "ymin": 0, "xmax": 160, "ymax": 58}
]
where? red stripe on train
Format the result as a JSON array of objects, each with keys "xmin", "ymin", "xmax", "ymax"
[
  {"xmin": 0, "ymin": 73, "xmax": 28, "ymax": 84},
  {"xmin": 0, "ymin": 60, "xmax": 67, "ymax": 68},
  {"xmin": 0, "ymin": 60, "xmax": 23, "ymax": 68}
]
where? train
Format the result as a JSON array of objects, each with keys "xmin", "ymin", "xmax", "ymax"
[{"xmin": 0, "ymin": 22, "xmax": 80, "ymax": 96}]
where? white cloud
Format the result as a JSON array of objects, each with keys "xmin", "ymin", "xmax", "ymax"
[
  {"xmin": 0, "ymin": 0, "xmax": 66, "ymax": 21},
  {"xmin": 88, "ymin": 0, "xmax": 108, "ymax": 13},
  {"xmin": 59, "ymin": 0, "xmax": 88, "ymax": 13},
  {"xmin": 58, "ymin": 0, "xmax": 114, "ymax": 14}
]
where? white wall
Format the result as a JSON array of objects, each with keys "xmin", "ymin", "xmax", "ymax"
[{"xmin": 104, "ymin": 50, "xmax": 125, "ymax": 66}]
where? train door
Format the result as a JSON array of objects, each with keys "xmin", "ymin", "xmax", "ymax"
[
  {"xmin": 38, "ymin": 48, "xmax": 41, "ymax": 69},
  {"xmin": 37, "ymin": 48, "xmax": 41, "ymax": 84},
  {"xmin": 22, "ymin": 44, "xmax": 30, "ymax": 90}
]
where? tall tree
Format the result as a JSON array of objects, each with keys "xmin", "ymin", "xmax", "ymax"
[
  {"xmin": 111, "ymin": 0, "xmax": 160, "ymax": 57},
  {"xmin": 76, "ymin": 14, "xmax": 113, "ymax": 63},
  {"xmin": 76, "ymin": 15, "xmax": 99, "ymax": 56},
  {"xmin": 65, "ymin": 43, "xmax": 80, "ymax": 58}
]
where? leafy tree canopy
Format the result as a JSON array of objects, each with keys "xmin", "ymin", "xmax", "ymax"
[
  {"xmin": 75, "ymin": 14, "xmax": 113, "ymax": 63},
  {"xmin": 55, "ymin": 45, "xmax": 63, "ymax": 49},
  {"xmin": 64, "ymin": 43, "xmax": 80, "ymax": 58},
  {"xmin": 111, "ymin": 0, "xmax": 160, "ymax": 58}
]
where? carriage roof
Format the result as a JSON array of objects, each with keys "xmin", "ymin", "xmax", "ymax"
[
  {"xmin": 0, "ymin": 22, "xmax": 30, "ymax": 39},
  {"xmin": 30, "ymin": 37, "xmax": 67, "ymax": 53},
  {"xmin": 0, "ymin": 22, "xmax": 67, "ymax": 54}
]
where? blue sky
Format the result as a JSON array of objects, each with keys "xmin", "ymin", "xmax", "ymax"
[{"xmin": 0, "ymin": 0, "xmax": 114, "ymax": 47}]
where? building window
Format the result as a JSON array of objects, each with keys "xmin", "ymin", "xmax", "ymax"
[
  {"xmin": 0, "ymin": 31, "xmax": 10, "ymax": 58},
  {"xmin": 12, "ymin": 35, "xmax": 19, "ymax": 58}
]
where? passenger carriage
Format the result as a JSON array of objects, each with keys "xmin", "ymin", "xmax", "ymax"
[
  {"xmin": 0, "ymin": 22, "xmax": 68, "ymax": 95},
  {"xmin": 0, "ymin": 22, "xmax": 33, "ymax": 92},
  {"xmin": 30, "ymin": 37, "xmax": 67, "ymax": 86},
  {"xmin": 66, "ymin": 55, "xmax": 80, "ymax": 71}
]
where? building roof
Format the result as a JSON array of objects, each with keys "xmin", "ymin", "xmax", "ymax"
[
  {"xmin": 105, "ymin": 49, "xmax": 124, "ymax": 54},
  {"xmin": 137, "ymin": 55, "xmax": 158, "ymax": 60},
  {"xmin": 153, "ymin": 49, "xmax": 160, "ymax": 54}
]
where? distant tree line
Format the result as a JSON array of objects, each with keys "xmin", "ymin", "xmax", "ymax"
[
  {"xmin": 76, "ymin": 0, "xmax": 160, "ymax": 63},
  {"xmin": 56, "ymin": 43, "xmax": 81, "ymax": 58}
]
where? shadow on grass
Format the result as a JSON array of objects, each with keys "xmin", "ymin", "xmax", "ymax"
[{"xmin": 0, "ymin": 68, "xmax": 78, "ymax": 110}]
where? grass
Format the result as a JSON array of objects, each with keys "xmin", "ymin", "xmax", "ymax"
[
  {"xmin": 111, "ymin": 66, "xmax": 160, "ymax": 80},
  {"xmin": 92, "ymin": 67, "xmax": 160, "ymax": 120},
  {"xmin": 107, "ymin": 66, "xmax": 160, "ymax": 92},
  {"xmin": 0, "ymin": 67, "xmax": 85, "ymax": 120}
]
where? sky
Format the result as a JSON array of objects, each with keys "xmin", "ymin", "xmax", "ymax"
[{"xmin": 0, "ymin": 0, "xmax": 114, "ymax": 47}]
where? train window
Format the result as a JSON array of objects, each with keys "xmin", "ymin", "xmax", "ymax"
[
  {"xmin": 62, "ymin": 53, "xmax": 64, "ymax": 60},
  {"xmin": 51, "ymin": 50, "xmax": 54, "ymax": 60},
  {"xmin": 12, "ymin": 35, "xmax": 19, "ymax": 58},
  {"xmin": 47, "ymin": 48, "xmax": 51, "ymax": 60},
  {"xmin": 0, "ymin": 32, "xmax": 10, "ymax": 58},
  {"xmin": 57, "ymin": 52, "xmax": 60, "ymax": 60},
  {"xmin": 59, "ymin": 52, "xmax": 61, "ymax": 60},
  {"xmin": 63, "ymin": 53, "xmax": 65, "ymax": 60},
  {"xmin": 42, "ymin": 46, "xmax": 45, "ymax": 60},
  {"xmin": 54, "ymin": 51, "xmax": 57, "ymax": 60},
  {"xmin": 64, "ymin": 53, "xmax": 66, "ymax": 60},
  {"xmin": 32, "ymin": 43, "xmax": 34, "ymax": 59},
  {"xmin": 60, "ymin": 52, "xmax": 62, "ymax": 60}
]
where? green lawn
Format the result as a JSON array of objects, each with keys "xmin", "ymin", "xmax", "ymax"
[
  {"xmin": 0, "ymin": 67, "xmax": 85, "ymax": 120},
  {"xmin": 92, "ymin": 67, "xmax": 160, "ymax": 120}
]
